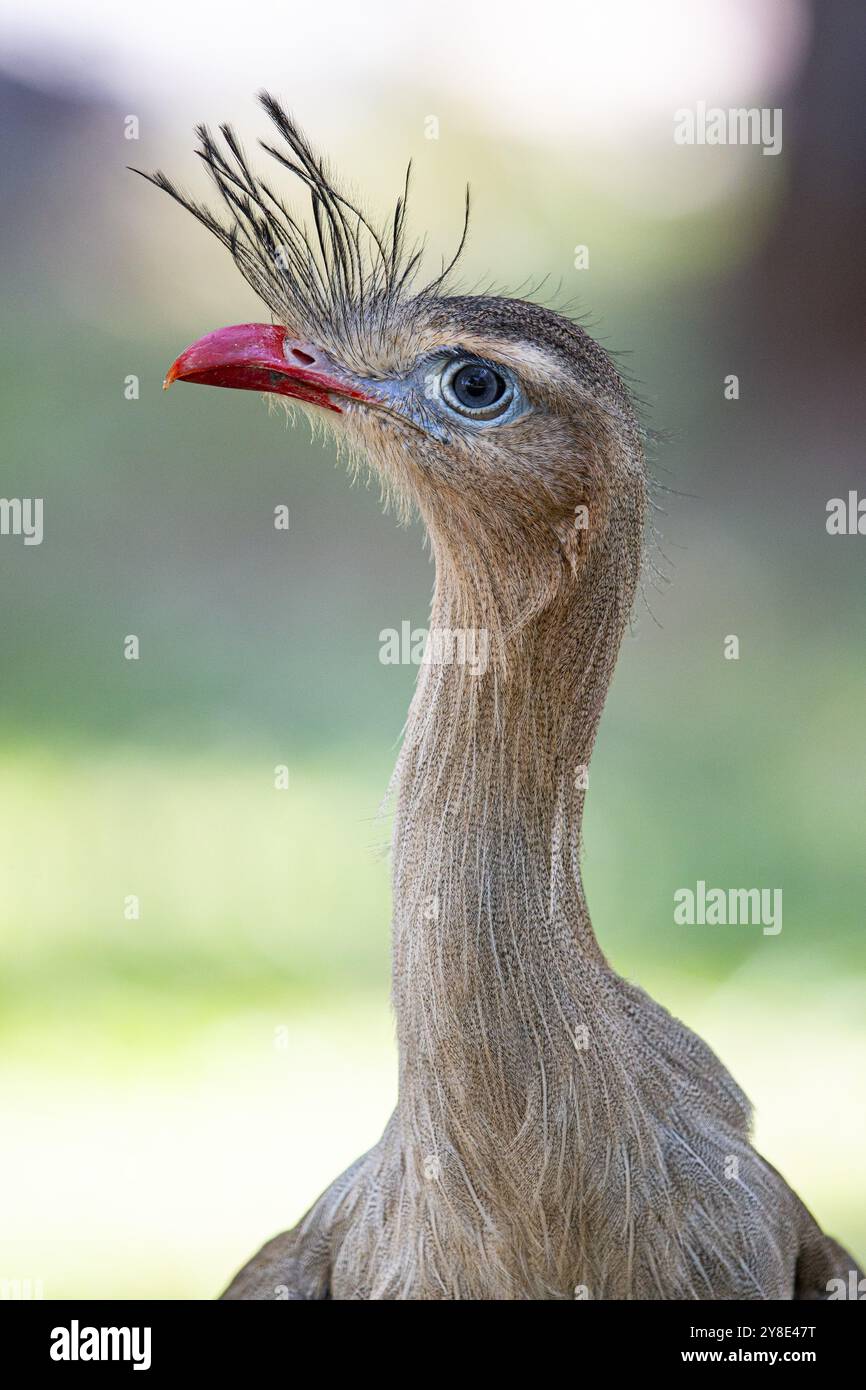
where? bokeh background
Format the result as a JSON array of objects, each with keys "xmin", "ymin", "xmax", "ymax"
[{"xmin": 0, "ymin": 0, "xmax": 864, "ymax": 1298}]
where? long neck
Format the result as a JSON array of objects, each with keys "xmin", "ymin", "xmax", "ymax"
[{"xmin": 390, "ymin": 534, "xmax": 634, "ymax": 1098}]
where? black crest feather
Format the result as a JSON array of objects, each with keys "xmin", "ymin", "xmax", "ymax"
[{"xmin": 132, "ymin": 92, "xmax": 469, "ymax": 358}]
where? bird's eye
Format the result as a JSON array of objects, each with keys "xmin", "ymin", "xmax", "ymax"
[
  {"xmin": 440, "ymin": 358, "xmax": 515, "ymax": 420},
  {"xmin": 450, "ymin": 364, "xmax": 505, "ymax": 409}
]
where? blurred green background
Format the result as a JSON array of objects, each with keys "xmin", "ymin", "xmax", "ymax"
[{"xmin": 0, "ymin": 0, "xmax": 864, "ymax": 1297}]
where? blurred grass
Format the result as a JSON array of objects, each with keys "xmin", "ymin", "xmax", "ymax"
[
  {"xmin": 0, "ymin": 747, "xmax": 394, "ymax": 1016},
  {"xmin": 0, "ymin": 748, "xmax": 398, "ymax": 1297}
]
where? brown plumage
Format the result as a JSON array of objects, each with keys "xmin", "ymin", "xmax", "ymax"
[{"xmin": 140, "ymin": 95, "xmax": 861, "ymax": 1300}]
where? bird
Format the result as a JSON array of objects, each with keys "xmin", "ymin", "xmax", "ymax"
[{"xmin": 138, "ymin": 93, "xmax": 863, "ymax": 1300}]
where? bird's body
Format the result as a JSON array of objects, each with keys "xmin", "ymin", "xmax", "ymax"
[{"xmin": 142, "ymin": 98, "xmax": 862, "ymax": 1300}]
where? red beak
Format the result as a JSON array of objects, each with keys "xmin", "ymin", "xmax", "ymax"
[{"xmin": 163, "ymin": 323, "xmax": 367, "ymax": 413}]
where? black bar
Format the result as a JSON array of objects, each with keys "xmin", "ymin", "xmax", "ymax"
[{"xmin": 4, "ymin": 1297, "xmax": 861, "ymax": 1376}]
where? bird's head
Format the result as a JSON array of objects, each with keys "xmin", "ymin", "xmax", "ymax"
[{"xmin": 139, "ymin": 95, "xmax": 646, "ymax": 644}]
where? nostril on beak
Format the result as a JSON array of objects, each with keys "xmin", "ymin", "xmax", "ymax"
[{"xmin": 288, "ymin": 346, "xmax": 317, "ymax": 366}]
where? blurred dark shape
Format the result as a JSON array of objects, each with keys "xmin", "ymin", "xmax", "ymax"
[
  {"xmin": 744, "ymin": 0, "xmax": 866, "ymax": 368},
  {"xmin": 0, "ymin": 69, "xmax": 111, "ymax": 285}
]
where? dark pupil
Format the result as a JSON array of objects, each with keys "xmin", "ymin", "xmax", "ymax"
[{"xmin": 452, "ymin": 363, "xmax": 504, "ymax": 409}]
